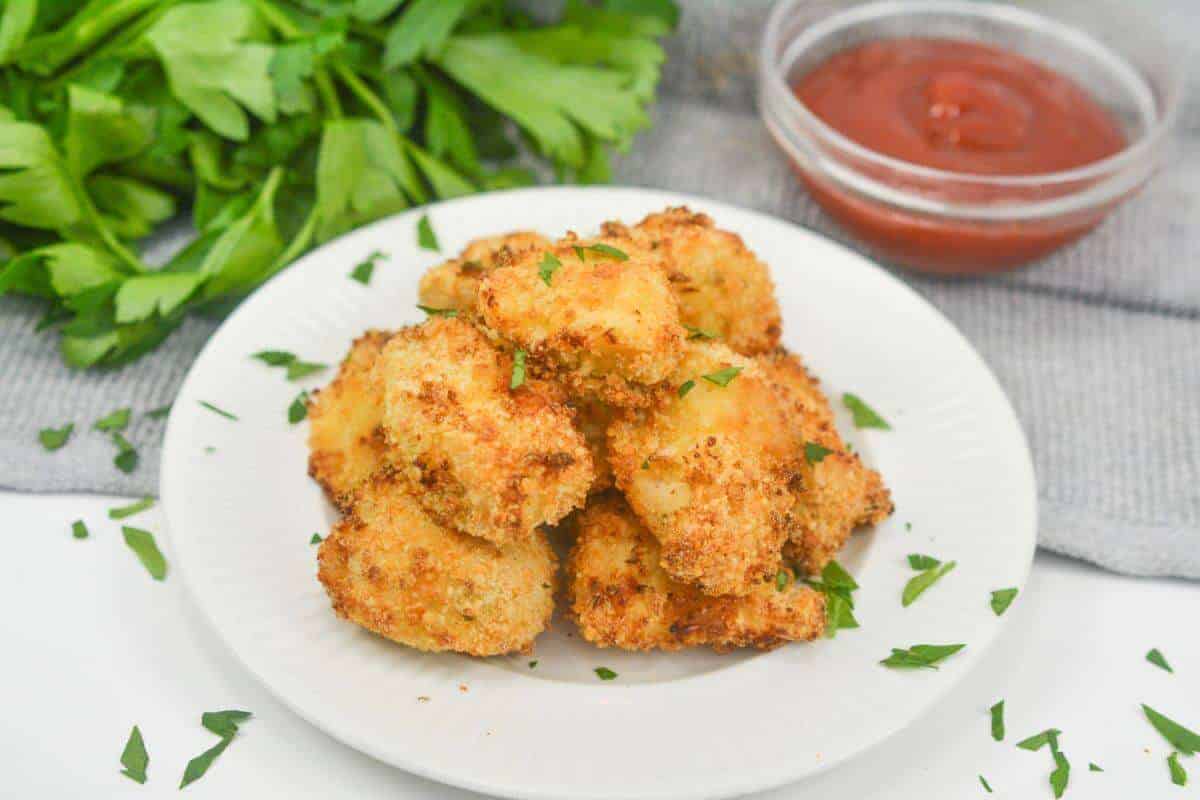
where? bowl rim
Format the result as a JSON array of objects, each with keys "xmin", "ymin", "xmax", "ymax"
[{"xmin": 759, "ymin": 0, "xmax": 1184, "ymax": 194}]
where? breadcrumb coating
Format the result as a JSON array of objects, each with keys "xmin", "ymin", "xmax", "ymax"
[
  {"xmin": 380, "ymin": 316, "xmax": 594, "ymax": 546},
  {"xmin": 566, "ymin": 494, "xmax": 826, "ymax": 651},
  {"xmin": 572, "ymin": 394, "xmax": 616, "ymax": 494},
  {"xmin": 307, "ymin": 330, "xmax": 393, "ymax": 509},
  {"xmin": 418, "ymin": 231, "xmax": 551, "ymax": 316},
  {"xmin": 607, "ymin": 341, "xmax": 800, "ymax": 596},
  {"xmin": 318, "ymin": 471, "xmax": 557, "ymax": 656}
]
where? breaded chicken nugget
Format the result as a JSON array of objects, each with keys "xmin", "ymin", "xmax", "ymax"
[
  {"xmin": 307, "ymin": 330, "xmax": 393, "ymax": 509},
  {"xmin": 567, "ymin": 494, "xmax": 826, "ymax": 651},
  {"xmin": 631, "ymin": 207, "xmax": 782, "ymax": 356},
  {"xmin": 318, "ymin": 471, "xmax": 557, "ymax": 656},
  {"xmin": 418, "ymin": 231, "xmax": 551, "ymax": 315},
  {"xmin": 380, "ymin": 316, "xmax": 594, "ymax": 546},
  {"xmin": 572, "ymin": 394, "xmax": 616, "ymax": 494},
  {"xmin": 607, "ymin": 341, "xmax": 800, "ymax": 596},
  {"xmin": 759, "ymin": 349, "xmax": 893, "ymax": 575},
  {"xmin": 478, "ymin": 233, "xmax": 686, "ymax": 406}
]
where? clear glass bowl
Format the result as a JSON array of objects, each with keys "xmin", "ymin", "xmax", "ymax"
[{"xmin": 758, "ymin": 0, "xmax": 1184, "ymax": 274}]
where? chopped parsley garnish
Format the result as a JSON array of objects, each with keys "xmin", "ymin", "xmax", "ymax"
[
  {"xmin": 902, "ymin": 560, "xmax": 956, "ymax": 607},
  {"xmin": 1169, "ymin": 752, "xmax": 1187, "ymax": 786},
  {"xmin": 252, "ymin": 350, "xmax": 295, "ymax": 366},
  {"xmin": 1089, "ymin": 763, "xmax": 1103, "ymax": 772},
  {"xmin": 286, "ymin": 361, "xmax": 326, "ymax": 381},
  {"xmin": 1146, "ymin": 648, "xmax": 1173, "ymax": 673},
  {"xmin": 804, "ymin": 442, "xmax": 833, "ymax": 465},
  {"xmin": 1017, "ymin": 729, "xmax": 1062, "ymax": 751},
  {"xmin": 109, "ymin": 497, "xmax": 155, "ymax": 520},
  {"xmin": 528, "ymin": 660, "xmax": 538, "ymax": 669},
  {"xmin": 991, "ymin": 700, "xmax": 1005, "ymax": 741},
  {"xmin": 146, "ymin": 404, "xmax": 172, "ymax": 420},
  {"xmin": 907, "ymin": 554, "xmax": 941, "ymax": 570},
  {"xmin": 990, "ymin": 587, "xmax": 1019, "ymax": 616},
  {"xmin": 842, "ymin": 393, "xmax": 891, "ymax": 430},
  {"xmin": 905, "ymin": 521, "xmax": 912, "ymax": 531},
  {"xmin": 38, "ymin": 423, "xmax": 73, "ymax": 451},
  {"xmin": 112, "ymin": 433, "xmax": 139, "ymax": 474},
  {"xmin": 94, "ymin": 408, "xmax": 131, "ymax": 433},
  {"xmin": 181, "ymin": 710, "xmax": 252, "ymax": 788},
  {"xmin": 204, "ymin": 446, "xmax": 216, "ymax": 454},
  {"xmin": 538, "ymin": 252, "xmax": 562, "ymax": 286},
  {"xmin": 775, "ymin": 569, "xmax": 789, "ymax": 591},
  {"xmin": 288, "ymin": 392, "xmax": 310, "ymax": 424},
  {"xmin": 594, "ymin": 667, "xmax": 617, "ymax": 681},
  {"xmin": 72, "ymin": 520, "xmax": 89, "ymax": 539},
  {"xmin": 1017, "ymin": 728, "xmax": 1071, "ymax": 797},
  {"xmin": 417, "ymin": 304, "xmax": 459, "ymax": 318},
  {"xmin": 684, "ymin": 324, "xmax": 717, "ymax": 340},
  {"xmin": 978, "ymin": 775, "xmax": 992, "ymax": 793},
  {"xmin": 805, "ymin": 560, "xmax": 859, "ymax": 638},
  {"xmin": 350, "ymin": 250, "xmax": 387, "ymax": 284},
  {"xmin": 880, "ymin": 643, "xmax": 965, "ymax": 670},
  {"xmin": 509, "ymin": 349, "xmax": 527, "ymax": 390},
  {"xmin": 310, "ymin": 533, "xmax": 322, "ymax": 544},
  {"xmin": 1142, "ymin": 704, "xmax": 1200, "ymax": 754},
  {"xmin": 678, "ymin": 379, "xmax": 696, "ymax": 398},
  {"xmin": 200, "ymin": 401, "xmax": 238, "ymax": 421},
  {"xmin": 701, "ymin": 365, "xmax": 742, "ymax": 387},
  {"xmin": 572, "ymin": 244, "xmax": 587, "ymax": 261},
  {"xmin": 122, "ymin": 527, "xmax": 167, "ymax": 581},
  {"xmin": 588, "ymin": 243, "xmax": 629, "ymax": 261},
  {"xmin": 119, "ymin": 725, "xmax": 149, "ymax": 784},
  {"xmin": 417, "ymin": 214, "xmax": 439, "ymax": 251},
  {"xmin": 641, "ymin": 458, "xmax": 650, "ymax": 470}
]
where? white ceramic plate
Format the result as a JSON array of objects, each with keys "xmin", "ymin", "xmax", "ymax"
[{"xmin": 161, "ymin": 186, "xmax": 1036, "ymax": 800}]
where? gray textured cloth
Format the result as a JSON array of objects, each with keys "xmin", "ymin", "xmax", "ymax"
[{"xmin": 1, "ymin": 1, "xmax": 1197, "ymax": 579}]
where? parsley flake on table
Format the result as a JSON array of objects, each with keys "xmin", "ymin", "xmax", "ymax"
[
  {"xmin": 1088, "ymin": 763, "xmax": 1103, "ymax": 772},
  {"xmin": 109, "ymin": 497, "xmax": 155, "ymax": 520},
  {"xmin": 842, "ymin": 393, "xmax": 891, "ymax": 430},
  {"xmin": 684, "ymin": 324, "xmax": 717, "ymax": 340},
  {"xmin": 252, "ymin": 350, "xmax": 296, "ymax": 366},
  {"xmin": 510, "ymin": 349, "xmax": 527, "ymax": 390},
  {"xmin": 122, "ymin": 527, "xmax": 167, "ymax": 581},
  {"xmin": 1050, "ymin": 749, "xmax": 1071, "ymax": 798},
  {"xmin": 990, "ymin": 587, "xmax": 1019, "ymax": 616},
  {"xmin": 702, "ymin": 366, "xmax": 742, "ymax": 387},
  {"xmin": 880, "ymin": 643, "xmax": 965, "ymax": 670},
  {"xmin": 289, "ymin": 392, "xmax": 310, "ymax": 424},
  {"xmin": 1146, "ymin": 648, "xmax": 1173, "ymax": 673},
  {"xmin": 902, "ymin": 560, "xmax": 956, "ymax": 607},
  {"xmin": 38, "ymin": 423, "xmax": 73, "ymax": 451},
  {"xmin": 586, "ymin": 243, "xmax": 629, "ymax": 261},
  {"xmin": 180, "ymin": 710, "xmax": 253, "ymax": 789},
  {"xmin": 93, "ymin": 408, "xmax": 131, "ymax": 433},
  {"xmin": 200, "ymin": 401, "xmax": 238, "ymax": 421},
  {"xmin": 286, "ymin": 361, "xmax": 327, "ymax": 381},
  {"xmin": 978, "ymin": 775, "xmax": 992, "ymax": 793},
  {"xmin": 119, "ymin": 725, "xmax": 149, "ymax": 785},
  {"xmin": 1016, "ymin": 729, "xmax": 1062, "ymax": 751},
  {"xmin": 71, "ymin": 520, "xmax": 89, "ymax": 539},
  {"xmin": 594, "ymin": 667, "xmax": 618, "ymax": 681},
  {"xmin": 417, "ymin": 214, "xmax": 440, "ymax": 251},
  {"xmin": 1142, "ymin": 705, "xmax": 1200, "ymax": 755},
  {"xmin": 417, "ymin": 305, "xmax": 459, "ymax": 318},
  {"xmin": 907, "ymin": 553, "xmax": 941, "ymax": 570},
  {"xmin": 990, "ymin": 700, "xmax": 1005, "ymax": 741},
  {"xmin": 146, "ymin": 405, "xmax": 172, "ymax": 421},
  {"xmin": 539, "ymin": 252, "xmax": 562, "ymax": 286},
  {"xmin": 678, "ymin": 379, "xmax": 696, "ymax": 398},
  {"xmin": 804, "ymin": 441, "xmax": 833, "ymax": 465},
  {"xmin": 350, "ymin": 250, "xmax": 387, "ymax": 284},
  {"xmin": 1168, "ymin": 752, "xmax": 1187, "ymax": 787},
  {"xmin": 310, "ymin": 533, "xmax": 323, "ymax": 545},
  {"xmin": 112, "ymin": 433, "xmax": 139, "ymax": 474}
]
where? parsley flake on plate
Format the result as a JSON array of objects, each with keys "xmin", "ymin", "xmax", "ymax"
[
  {"xmin": 1142, "ymin": 704, "xmax": 1200, "ymax": 754},
  {"xmin": 417, "ymin": 214, "xmax": 440, "ymax": 251},
  {"xmin": 804, "ymin": 441, "xmax": 833, "ymax": 465},
  {"xmin": 678, "ymin": 379, "xmax": 696, "ymax": 398},
  {"xmin": 880, "ymin": 643, "xmax": 965, "ymax": 670},
  {"xmin": 842, "ymin": 393, "xmax": 891, "ymax": 430},
  {"xmin": 180, "ymin": 710, "xmax": 252, "ymax": 788},
  {"xmin": 978, "ymin": 775, "xmax": 992, "ymax": 793},
  {"xmin": 417, "ymin": 305, "xmax": 458, "ymax": 318},
  {"xmin": 252, "ymin": 350, "xmax": 295, "ymax": 366},
  {"xmin": 805, "ymin": 561, "xmax": 860, "ymax": 638},
  {"xmin": 902, "ymin": 560, "xmax": 956, "ymax": 607},
  {"xmin": 72, "ymin": 520, "xmax": 89, "ymax": 539},
  {"xmin": 594, "ymin": 667, "xmax": 618, "ymax": 681},
  {"xmin": 286, "ymin": 361, "xmax": 327, "ymax": 381},
  {"xmin": 528, "ymin": 660, "xmax": 538, "ymax": 669},
  {"xmin": 990, "ymin": 700, "xmax": 1005, "ymax": 741},
  {"xmin": 310, "ymin": 533, "xmax": 323, "ymax": 545},
  {"xmin": 38, "ymin": 423, "xmax": 73, "ymax": 451},
  {"xmin": 289, "ymin": 392, "xmax": 310, "ymax": 424},
  {"xmin": 701, "ymin": 366, "xmax": 742, "ymax": 387},
  {"xmin": 122, "ymin": 527, "xmax": 167, "ymax": 581},
  {"xmin": 539, "ymin": 252, "xmax": 562, "ymax": 286},
  {"xmin": 990, "ymin": 587, "xmax": 1019, "ymax": 616},
  {"xmin": 1088, "ymin": 763, "xmax": 1103, "ymax": 772},
  {"xmin": 350, "ymin": 250, "xmax": 387, "ymax": 284},
  {"xmin": 1016, "ymin": 729, "xmax": 1062, "ymax": 751},
  {"xmin": 119, "ymin": 725, "xmax": 149, "ymax": 784},
  {"xmin": 200, "ymin": 401, "xmax": 238, "ymax": 421},
  {"xmin": 146, "ymin": 405, "xmax": 172, "ymax": 420},
  {"xmin": 586, "ymin": 243, "xmax": 629, "ymax": 261},
  {"xmin": 1146, "ymin": 648, "xmax": 1173, "ymax": 673},
  {"xmin": 112, "ymin": 433, "xmax": 139, "ymax": 474},
  {"xmin": 109, "ymin": 497, "xmax": 155, "ymax": 520},
  {"xmin": 93, "ymin": 407, "xmax": 131, "ymax": 432},
  {"xmin": 1169, "ymin": 752, "xmax": 1187, "ymax": 786},
  {"xmin": 1050, "ymin": 748, "xmax": 1071, "ymax": 798},
  {"xmin": 509, "ymin": 349, "xmax": 527, "ymax": 390},
  {"xmin": 907, "ymin": 553, "xmax": 940, "ymax": 570}
]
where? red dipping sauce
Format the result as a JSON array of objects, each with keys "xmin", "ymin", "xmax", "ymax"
[{"xmin": 791, "ymin": 39, "xmax": 1129, "ymax": 273}]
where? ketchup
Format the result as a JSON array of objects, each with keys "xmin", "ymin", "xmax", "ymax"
[{"xmin": 791, "ymin": 39, "xmax": 1129, "ymax": 273}]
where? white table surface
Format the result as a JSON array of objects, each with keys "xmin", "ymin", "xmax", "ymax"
[{"xmin": 5, "ymin": 490, "xmax": 1197, "ymax": 799}]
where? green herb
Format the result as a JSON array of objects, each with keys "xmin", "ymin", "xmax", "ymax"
[
  {"xmin": 1168, "ymin": 752, "xmax": 1187, "ymax": 786},
  {"xmin": 594, "ymin": 667, "xmax": 617, "ymax": 681},
  {"xmin": 417, "ymin": 305, "xmax": 459, "ymax": 318},
  {"xmin": 109, "ymin": 497, "xmax": 155, "ymax": 520},
  {"xmin": 112, "ymin": 433, "xmax": 139, "ymax": 474},
  {"xmin": 1050, "ymin": 749, "xmax": 1071, "ymax": 798},
  {"xmin": 991, "ymin": 700, "xmax": 1005, "ymax": 741},
  {"xmin": 806, "ymin": 561, "xmax": 860, "ymax": 638},
  {"xmin": 990, "ymin": 587, "xmax": 1019, "ymax": 616},
  {"xmin": 775, "ymin": 570, "xmax": 789, "ymax": 591},
  {"xmin": 902, "ymin": 560, "xmax": 956, "ymax": 607},
  {"xmin": 684, "ymin": 324, "xmax": 717, "ymax": 340},
  {"xmin": 289, "ymin": 392, "xmax": 309, "ymax": 424},
  {"xmin": 180, "ymin": 710, "xmax": 252, "ymax": 788},
  {"xmin": 843, "ymin": 393, "xmax": 891, "ymax": 430},
  {"xmin": 119, "ymin": 725, "xmax": 148, "ymax": 784},
  {"xmin": 978, "ymin": 775, "xmax": 992, "ymax": 793},
  {"xmin": 417, "ymin": 214, "xmax": 440, "ymax": 251},
  {"xmin": 1089, "ymin": 763, "xmax": 1103, "ymax": 772},
  {"xmin": 202, "ymin": 710, "xmax": 252, "ymax": 739},
  {"xmin": 1142, "ymin": 705, "xmax": 1200, "ymax": 755},
  {"xmin": 701, "ymin": 366, "xmax": 742, "ymax": 387},
  {"xmin": 641, "ymin": 459, "xmax": 650, "ymax": 470},
  {"xmin": 72, "ymin": 520, "xmax": 89, "ymax": 539},
  {"xmin": 538, "ymin": 252, "xmax": 562, "ymax": 286},
  {"xmin": 586, "ymin": 243, "xmax": 629, "ymax": 261},
  {"xmin": 286, "ymin": 361, "xmax": 326, "ymax": 381},
  {"xmin": 200, "ymin": 401, "xmax": 238, "ymax": 421},
  {"xmin": 147, "ymin": 405, "xmax": 172, "ymax": 420},
  {"xmin": 310, "ymin": 533, "xmax": 322, "ymax": 544},
  {"xmin": 122, "ymin": 527, "xmax": 166, "ymax": 581},
  {"xmin": 905, "ymin": 522, "xmax": 912, "ymax": 531},
  {"xmin": 907, "ymin": 554, "xmax": 941, "ymax": 570},
  {"xmin": 38, "ymin": 423, "xmax": 73, "ymax": 451},
  {"xmin": 253, "ymin": 350, "xmax": 295, "ymax": 366},
  {"xmin": 351, "ymin": 250, "xmax": 387, "ymax": 284},
  {"xmin": 880, "ymin": 643, "xmax": 965, "ymax": 670},
  {"xmin": 204, "ymin": 447, "xmax": 216, "ymax": 455},
  {"xmin": 1016, "ymin": 729, "xmax": 1060, "ymax": 751},
  {"xmin": 509, "ymin": 349, "xmax": 527, "ymax": 390},
  {"xmin": 528, "ymin": 660, "xmax": 538, "ymax": 669},
  {"xmin": 94, "ymin": 408, "xmax": 131, "ymax": 433},
  {"xmin": 805, "ymin": 442, "xmax": 833, "ymax": 465},
  {"xmin": 678, "ymin": 379, "xmax": 696, "ymax": 398},
  {"xmin": 1146, "ymin": 648, "xmax": 1173, "ymax": 673},
  {"xmin": 572, "ymin": 245, "xmax": 587, "ymax": 261}
]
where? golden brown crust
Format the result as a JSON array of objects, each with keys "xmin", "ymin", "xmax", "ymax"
[
  {"xmin": 418, "ymin": 231, "xmax": 551, "ymax": 316},
  {"xmin": 607, "ymin": 342, "xmax": 800, "ymax": 596},
  {"xmin": 380, "ymin": 316, "xmax": 594, "ymax": 546},
  {"xmin": 317, "ymin": 471, "xmax": 557, "ymax": 656},
  {"xmin": 632, "ymin": 207, "xmax": 782, "ymax": 356},
  {"xmin": 572, "ymin": 394, "xmax": 616, "ymax": 494},
  {"xmin": 307, "ymin": 330, "xmax": 393, "ymax": 509},
  {"xmin": 759, "ymin": 348, "xmax": 894, "ymax": 575},
  {"xmin": 566, "ymin": 494, "xmax": 826, "ymax": 652}
]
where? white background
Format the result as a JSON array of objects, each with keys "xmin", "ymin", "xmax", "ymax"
[{"xmin": 4, "ymin": 490, "xmax": 1197, "ymax": 799}]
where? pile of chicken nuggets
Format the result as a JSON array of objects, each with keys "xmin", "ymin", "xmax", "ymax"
[{"xmin": 310, "ymin": 207, "xmax": 892, "ymax": 657}]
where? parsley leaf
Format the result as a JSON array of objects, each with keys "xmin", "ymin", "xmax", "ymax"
[
  {"xmin": 122, "ymin": 526, "xmax": 167, "ymax": 580},
  {"xmin": 701, "ymin": 366, "xmax": 742, "ymax": 387},
  {"xmin": 907, "ymin": 554, "xmax": 941, "ymax": 570},
  {"xmin": 417, "ymin": 305, "xmax": 458, "ymax": 317},
  {"xmin": 978, "ymin": 775, "xmax": 992, "ymax": 793},
  {"xmin": 1016, "ymin": 729, "xmax": 1062, "ymax": 751},
  {"xmin": 179, "ymin": 738, "xmax": 232, "ymax": 787},
  {"xmin": 93, "ymin": 408, "xmax": 131, "ymax": 433},
  {"xmin": 1089, "ymin": 763, "xmax": 1103, "ymax": 772},
  {"xmin": 528, "ymin": 660, "xmax": 538, "ymax": 669},
  {"xmin": 147, "ymin": 405, "xmax": 172, "ymax": 420},
  {"xmin": 684, "ymin": 324, "xmax": 717, "ymax": 340},
  {"xmin": 310, "ymin": 533, "xmax": 322, "ymax": 545},
  {"xmin": 202, "ymin": 709, "xmax": 252, "ymax": 740},
  {"xmin": 119, "ymin": 725, "xmax": 149, "ymax": 784},
  {"xmin": 880, "ymin": 643, "xmax": 965, "ymax": 669},
  {"xmin": 539, "ymin": 252, "xmax": 562, "ymax": 286},
  {"xmin": 509, "ymin": 348, "xmax": 527, "ymax": 390},
  {"xmin": 253, "ymin": 350, "xmax": 295, "ymax": 366},
  {"xmin": 1169, "ymin": 752, "xmax": 1187, "ymax": 787},
  {"xmin": 843, "ymin": 393, "xmax": 891, "ymax": 430},
  {"xmin": 678, "ymin": 379, "xmax": 695, "ymax": 398},
  {"xmin": 902, "ymin": 560, "xmax": 956, "ymax": 607},
  {"xmin": 991, "ymin": 700, "xmax": 1005, "ymax": 741},
  {"xmin": 417, "ymin": 214, "xmax": 440, "ymax": 251},
  {"xmin": 286, "ymin": 361, "xmax": 326, "ymax": 381},
  {"xmin": 112, "ymin": 433, "xmax": 139, "ymax": 474},
  {"xmin": 72, "ymin": 520, "xmax": 89, "ymax": 539},
  {"xmin": 1143, "ymin": 705, "xmax": 1200, "ymax": 755},
  {"xmin": 805, "ymin": 442, "xmax": 833, "ymax": 465},
  {"xmin": 1050, "ymin": 749, "xmax": 1071, "ymax": 798},
  {"xmin": 990, "ymin": 587, "xmax": 1019, "ymax": 616},
  {"xmin": 351, "ymin": 250, "xmax": 386, "ymax": 284},
  {"xmin": 806, "ymin": 561, "xmax": 860, "ymax": 638},
  {"xmin": 38, "ymin": 423, "xmax": 73, "ymax": 451},
  {"xmin": 109, "ymin": 497, "xmax": 155, "ymax": 520},
  {"xmin": 594, "ymin": 667, "xmax": 617, "ymax": 681},
  {"xmin": 200, "ymin": 401, "xmax": 238, "ymax": 421},
  {"xmin": 586, "ymin": 243, "xmax": 629, "ymax": 261},
  {"xmin": 1146, "ymin": 648, "xmax": 1173, "ymax": 674},
  {"xmin": 289, "ymin": 392, "xmax": 309, "ymax": 424}
]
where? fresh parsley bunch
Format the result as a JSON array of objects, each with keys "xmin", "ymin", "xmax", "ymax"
[{"xmin": 0, "ymin": 0, "xmax": 676, "ymax": 368}]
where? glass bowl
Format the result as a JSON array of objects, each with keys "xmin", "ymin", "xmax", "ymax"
[{"xmin": 758, "ymin": 0, "xmax": 1183, "ymax": 275}]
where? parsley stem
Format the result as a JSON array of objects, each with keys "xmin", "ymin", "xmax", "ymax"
[
  {"xmin": 314, "ymin": 68, "xmax": 342, "ymax": 118},
  {"xmin": 251, "ymin": 0, "xmax": 302, "ymax": 38},
  {"xmin": 334, "ymin": 64, "xmax": 396, "ymax": 136}
]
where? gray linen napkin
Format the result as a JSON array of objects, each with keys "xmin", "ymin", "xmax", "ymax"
[{"xmin": 1, "ymin": 1, "xmax": 1197, "ymax": 579}]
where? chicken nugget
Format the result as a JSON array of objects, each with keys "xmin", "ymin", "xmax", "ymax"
[
  {"xmin": 380, "ymin": 316, "xmax": 593, "ymax": 545},
  {"xmin": 307, "ymin": 330, "xmax": 393, "ymax": 509},
  {"xmin": 607, "ymin": 341, "xmax": 799, "ymax": 596},
  {"xmin": 567, "ymin": 494, "xmax": 826, "ymax": 651},
  {"xmin": 572, "ymin": 394, "xmax": 616, "ymax": 494},
  {"xmin": 478, "ymin": 233, "xmax": 686, "ymax": 406},
  {"xmin": 759, "ymin": 349, "xmax": 893, "ymax": 575},
  {"xmin": 632, "ymin": 207, "xmax": 782, "ymax": 356},
  {"xmin": 418, "ymin": 231, "xmax": 551, "ymax": 316},
  {"xmin": 318, "ymin": 471, "xmax": 557, "ymax": 656}
]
